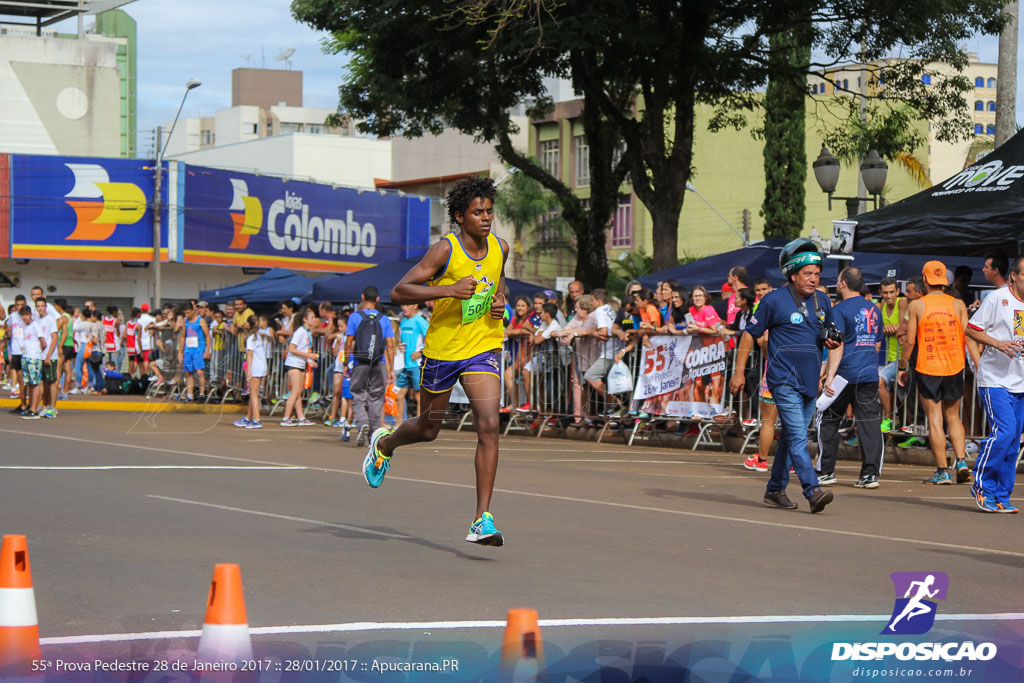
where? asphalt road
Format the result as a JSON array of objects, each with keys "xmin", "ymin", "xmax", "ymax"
[{"xmin": 1, "ymin": 409, "xmax": 1021, "ymax": 680}]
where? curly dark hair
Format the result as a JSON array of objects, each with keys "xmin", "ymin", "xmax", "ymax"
[{"xmin": 446, "ymin": 176, "xmax": 496, "ymax": 227}]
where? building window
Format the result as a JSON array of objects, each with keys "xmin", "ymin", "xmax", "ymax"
[
  {"xmin": 988, "ymin": 77, "xmax": 997, "ymax": 88},
  {"xmin": 280, "ymin": 122, "xmax": 301, "ymax": 134},
  {"xmin": 247, "ymin": 123, "xmax": 258, "ymax": 135},
  {"xmin": 987, "ymin": 124, "xmax": 996, "ymax": 135},
  {"xmin": 921, "ymin": 74, "xmax": 931, "ymax": 84},
  {"xmin": 975, "ymin": 123, "xmax": 984, "ymax": 135},
  {"xmin": 540, "ymin": 140, "xmax": 559, "ymax": 178},
  {"xmin": 201, "ymin": 130, "xmax": 211, "ymax": 145},
  {"xmin": 308, "ymin": 124, "xmax": 325, "ymax": 135},
  {"xmin": 575, "ymin": 136, "xmax": 590, "ymax": 187},
  {"xmin": 266, "ymin": 121, "xmax": 274, "ymax": 135},
  {"xmin": 975, "ymin": 101, "xmax": 985, "ymax": 111},
  {"xmin": 611, "ymin": 195, "xmax": 632, "ymax": 249},
  {"xmin": 842, "ymin": 79, "xmax": 848, "ymax": 91},
  {"xmin": 975, "ymin": 77, "xmax": 985, "ymax": 87},
  {"xmin": 987, "ymin": 101, "xmax": 996, "ymax": 112}
]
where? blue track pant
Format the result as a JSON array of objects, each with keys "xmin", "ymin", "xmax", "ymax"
[{"xmin": 976, "ymin": 387, "xmax": 1024, "ymax": 501}]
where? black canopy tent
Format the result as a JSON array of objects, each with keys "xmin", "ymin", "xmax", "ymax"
[{"xmin": 854, "ymin": 129, "xmax": 1024, "ymax": 256}]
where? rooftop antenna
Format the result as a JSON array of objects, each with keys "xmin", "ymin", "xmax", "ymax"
[{"xmin": 275, "ymin": 48, "xmax": 296, "ymax": 71}]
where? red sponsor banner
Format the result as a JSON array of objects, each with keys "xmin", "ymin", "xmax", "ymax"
[{"xmin": 0, "ymin": 154, "xmax": 9, "ymax": 257}]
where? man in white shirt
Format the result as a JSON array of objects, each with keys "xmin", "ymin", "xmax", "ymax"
[
  {"xmin": 28, "ymin": 285, "xmax": 58, "ymax": 320},
  {"xmin": 517, "ymin": 302, "xmax": 563, "ymax": 411},
  {"xmin": 138, "ymin": 303, "xmax": 157, "ymax": 379},
  {"xmin": 33, "ymin": 296, "xmax": 60, "ymax": 417},
  {"xmin": 964, "ymin": 255, "xmax": 1024, "ymax": 513},
  {"xmin": 580, "ymin": 288, "xmax": 625, "ymax": 414}
]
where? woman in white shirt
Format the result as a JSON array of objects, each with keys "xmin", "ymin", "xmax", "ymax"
[{"xmin": 281, "ymin": 308, "xmax": 318, "ymax": 426}]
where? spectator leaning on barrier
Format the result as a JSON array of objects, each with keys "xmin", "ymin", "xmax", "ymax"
[
  {"xmin": 686, "ymin": 286, "xmax": 723, "ymax": 336},
  {"xmin": 729, "ymin": 238, "xmax": 840, "ymax": 514},
  {"xmin": 503, "ymin": 295, "xmax": 535, "ymax": 411},
  {"xmin": 726, "ymin": 267, "xmax": 748, "ymax": 325},
  {"xmin": 554, "ymin": 294, "xmax": 596, "ymax": 423},
  {"xmin": 581, "ymin": 288, "xmax": 625, "ymax": 416},
  {"xmin": 816, "ymin": 268, "xmax": 885, "ymax": 489},
  {"xmin": 566, "ymin": 280, "xmax": 584, "ymax": 318},
  {"xmin": 964, "ymin": 254, "xmax": 1024, "ymax": 513},
  {"xmin": 519, "ymin": 302, "xmax": 563, "ymax": 410},
  {"xmin": 899, "ymin": 262, "xmax": 971, "ymax": 486}
]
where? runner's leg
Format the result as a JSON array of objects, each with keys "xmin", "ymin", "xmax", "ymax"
[{"xmin": 460, "ymin": 371, "xmax": 502, "ymax": 518}]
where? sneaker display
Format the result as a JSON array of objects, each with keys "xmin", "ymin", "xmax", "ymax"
[
  {"xmin": 465, "ymin": 511, "xmax": 504, "ymax": 546},
  {"xmin": 355, "ymin": 424, "xmax": 370, "ymax": 447},
  {"xmin": 954, "ymin": 459, "xmax": 972, "ymax": 484},
  {"xmin": 244, "ymin": 421, "xmax": 263, "ymax": 429},
  {"xmin": 280, "ymin": 417, "xmax": 298, "ymax": 427},
  {"xmin": 922, "ymin": 470, "xmax": 952, "ymax": 485},
  {"xmin": 817, "ymin": 472, "xmax": 838, "ymax": 486},
  {"xmin": 362, "ymin": 427, "xmax": 393, "ymax": 488},
  {"xmin": 808, "ymin": 487, "xmax": 834, "ymax": 513},
  {"xmin": 763, "ymin": 490, "xmax": 799, "ymax": 509},
  {"xmin": 854, "ymin": 475, "xmax": 879, "ymax": 489},
  {"xmin": 233, "ymin": 418, "xmax": 251, "ymax": 428},
  {"xmin": 880, "ymin": 418, "xmax": 893, "ymax": 433}
]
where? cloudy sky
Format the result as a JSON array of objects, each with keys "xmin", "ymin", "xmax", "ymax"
[{"xmin": 48, "ymin": 0, "xmax": 1022, "ymax": 158}]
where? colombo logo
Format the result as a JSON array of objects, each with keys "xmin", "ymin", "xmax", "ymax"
[
  {"xmin": 64, "ymin": 163, "xmax": 147, "ymax": 241},
  {"xmin": 228, "ymin": 178, "xmax": 264, "ymax": 249}
]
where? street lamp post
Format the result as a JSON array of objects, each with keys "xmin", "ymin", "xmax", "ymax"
[
  {"xmin": 812, "ymin": 146, "xmax": 888, "ymax": 219},
  {"xmin": 153, "ymin": 79, "xmax": 201, "ymax": 308}
]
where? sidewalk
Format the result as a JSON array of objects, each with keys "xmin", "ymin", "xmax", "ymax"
[{"xmin": 0, "ymin": 391, "xmax": 245, "ymax": 414}]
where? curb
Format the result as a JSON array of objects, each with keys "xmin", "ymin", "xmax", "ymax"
[{"xmin": 0, "ymin": 398, "xmax": 246, "ymax": 415}]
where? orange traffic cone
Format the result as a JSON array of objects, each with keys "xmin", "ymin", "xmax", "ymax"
[
  {"xmin": 500, "ymin": 608, "xmax": 543, "ymax": 674},
  {"xmin": 0, "ymin": 535, "xmax": 41, "ymax": 672},
  {"xmin": 196, "ymin": 564, "xmax": 252, "ymax": 663}
]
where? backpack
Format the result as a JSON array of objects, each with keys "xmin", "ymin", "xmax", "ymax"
[{"xmin": 352, "ymin": 310, "xmax": 385, "ymax": 365}]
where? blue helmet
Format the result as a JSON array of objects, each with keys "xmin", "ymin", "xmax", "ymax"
[{"xmin": 779, "ymin": 238, "xmax": 824, "ymax": 279}]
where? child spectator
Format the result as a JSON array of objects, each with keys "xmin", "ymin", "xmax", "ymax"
[
  {"xmin": 235, "ymin": 315, "xmax": 271, "ymax": 429},
  {"xmin": 281, "ymin": 307, "xmax": 319, "ymax": 426}
]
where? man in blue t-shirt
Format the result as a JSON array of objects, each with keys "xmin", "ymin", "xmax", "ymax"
[
  {"xmin": 816, "ymin": 267, "xmax": 885, "ymax": 489},
  {"xmin": 396, "ymin": 303, "xmax": 430, "ymax": 423},
  {"xmin": 729, "ymin": 239, "xmax": 841, "ymax": 513}
]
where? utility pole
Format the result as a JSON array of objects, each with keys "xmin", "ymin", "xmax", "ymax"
[
  {"xmin": 153, "ymin": 125, "xmax": 163, "ymax": 307},
  {"xmin": 996, "ymin": 1, "xmax": 1018, "ymax": 148},
  {"xmin": 742, "ymin": 209, "xmax": 751, "ymax": 245}
]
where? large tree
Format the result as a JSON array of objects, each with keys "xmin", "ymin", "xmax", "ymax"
[{"xmin": 293, "ymin": 0, "xmax": 1008, "ymax": 273}]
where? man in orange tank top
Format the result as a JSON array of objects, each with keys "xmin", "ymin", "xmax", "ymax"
[{"xmin": 899, "ymin": 262, "xmax": 971, "ymax": 486}]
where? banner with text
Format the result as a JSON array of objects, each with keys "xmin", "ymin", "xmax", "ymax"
[
  {"xmin": 633, "ymin": 334, "xmax": 727, "ymax": 419},
  {"xmin": 180, "ymin": 166, "xmax": 430, "ymax": 273}
]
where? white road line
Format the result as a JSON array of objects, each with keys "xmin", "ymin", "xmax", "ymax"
[
  {"xmin": 5, "ymin": 429, "xmax": 1020, "ymax": 560},
  {"xmin": 146, "ymin": 495, "xmax": 410, "ymax": 540},
  {"xmin": 39, "ymin": 612, "xmax": 1024, "ymax": 646},
  {"xmin": 0, "ymin": 466, "xmax": 305, "ymax": 470}
]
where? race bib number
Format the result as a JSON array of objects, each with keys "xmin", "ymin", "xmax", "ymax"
[
  {"xmin": 461, "ymin": 288, "xmax": 493, "ymax": 325},
  {"xmin": 185, "ymin": 336, "xmax": 199, "ymax": 349}
]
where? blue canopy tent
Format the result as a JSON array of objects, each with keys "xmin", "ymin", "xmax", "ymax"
[
  {"xmin": 312, "ymin": 258, "xmax": 549, "ymax": 304},
  {"xmin": 199, "ymin": 268, "xmax": 332, "ymax": 304},
  {"xmin": 637, "ymin": 238, "xmax": 989, "ymax": 293}
]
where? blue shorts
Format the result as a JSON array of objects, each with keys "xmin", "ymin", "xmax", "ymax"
[
  {"xmin": 342, "ymin": 375, "xmax": 353, "ymax": 400},
  {"xmin": 421, "ymin": 350, "xmax": 501, "ymax": 394},
  {"xmin": 395, "ymin": 365, "xmax": 422, "ymax": 390},
  {"xmin": 879, "ymin": 360, "xmax": 897, "ymax": 385},
  {"xmin": 183, "ymin": 350, "xmax": 205, "ymax": 373}
]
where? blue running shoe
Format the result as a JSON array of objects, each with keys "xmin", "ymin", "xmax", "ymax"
[
  {"xmin": 233, "ymin": 418, "xmax": 251, "ymax": 428},
  {"xmin": 245, "ymin": 420, "xmax": 263, "ymax": 430},
  {"xmin": 996, "ymin": 499, "xmax": 1019, "ymax": 514},
  {"xmin": 341, "ymin": 425, "xmax": 351, "ymax": 442},
  {"xmin": 362, "ymin": 427, "xmax": 392, "ymax": 488},
  {"xmin": 923, "ymin": 470, "xmax": 952, "ymax": 485},
  {"xmin": 976, "ymin": 496, "xmax": 1001, "ymax": 513},
  {"xmin": 465, "ymin": 511, "xmax": 504, "ymax": 546}
]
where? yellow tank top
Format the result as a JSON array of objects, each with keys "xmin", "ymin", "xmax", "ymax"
[
  {"xmin": 916, "ymin": 293, "xmax": 965, "ymax": 376},
  {"xmin": 423, "ymin": 232, "xmax": 504, "ymax": 361},
  {"xmin": 882, "ymin": 300, "xmax": 900, "ymax": 362}
]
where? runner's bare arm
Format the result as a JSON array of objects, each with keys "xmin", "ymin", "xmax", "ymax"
[
  {"xmin": 391, "ymin": 239, "xmax": 473, "ymax": 304},
  {"xmin": 490, "ymin": 237, "xmax": 510, "ymax": 319}
]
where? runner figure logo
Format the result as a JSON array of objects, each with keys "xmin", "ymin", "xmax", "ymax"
[{"xmin": 883, "ymin": 571, "xmax": 949, "ymax": 635}]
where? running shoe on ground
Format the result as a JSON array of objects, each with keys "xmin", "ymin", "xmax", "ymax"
[
  {"xmin": 515, "ymin": 403, "xmax": 531, "ymax": 412},
  {"xmin": 808, "ymin": 487, "xmax": 834, "ymax": 513},
  {"xmin": 362, "ymin": 427, "xmax": 393, "ymax": 488},
  {"xmin": 954, "ymin": 459, "xmax": 972, "ymax": 484},
  {"xmin": 843, "ymin": 435, "xmax": 859, "ymax": 447},
  {"xmin": 245, "ymin": 421, "xmax": 263, "ymax": 429},
  {"xmin": 41, "ymin": 408, "xmax": 57, "ymax": 418},
  {"xmin": 743, "ymin": 456, "xmax": 767, "ymax": 471},
  {"xmin": 996, "ymin": 499, "xmax": 1019, "ymax": 513},
  {"xmin": 465, "ymin": 511, "xmax": 504, "ymax": 546},
  {"xmin": 341, "ymin": 425, "xmax": 351, "ymax": 442},
  {"xmin": 57, "ymin": 392, "xmax": 68, "ymax": 401},
  {"xmin": 817, "ymin": 472, "xmax": 838, "ymax": 486},
  {"xmin": 324, "ymin": 418, "xmax": 338, "ymax": 427},
  {"xmin": 975, "ymin": 496, "xmax": 1001, "ymax": 513},
  {"xmin": 897, "ymin": 436, "xmax": 927, "ymax": 448},
  {"xmin": 355, "ymin": 424, "xmax": 370, "ymax": 447},
  {"xmin": 280, "ymin": 417, "xmax": 298, "ymax": 427},
  {"xmin": 880, "ymin": 418, "xmax": 893, "ymax": 433},
  {"xmin": 922, "ymin": 470, "xmax": 952, "ymax": 485},
  {"xmin": 20, "ymin": 411, "xmax": 40, "ymax": 420},
  {"xmin": 854, "ymin": 474, "xmax": 879, "ymax": 489},
  {"xmin": 296, "ymin": 418, "xmax": 314, "ymax": 426},
  {"xmin": 69, "ymin": 388, "xmax": 81, "ymax": 395},
  {"xmin": 233, "ymin": 418, "xmax": 251, "ymax": 428},
  {"xmin": 763, "ymin": 490, "xmax": 799, "ymax": 509}
]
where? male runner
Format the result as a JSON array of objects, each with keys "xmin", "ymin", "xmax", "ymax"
[
  {"xmin": 899, "ymin": 262, "xmax": 971, "ymax": 485},
  {"xmin": 362, "ymin": 176, "xmax": 508, "ymax": 546},
  {"xmin": 964, "ymin": 255, "xmax": 1024, "ymax": 512}
]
